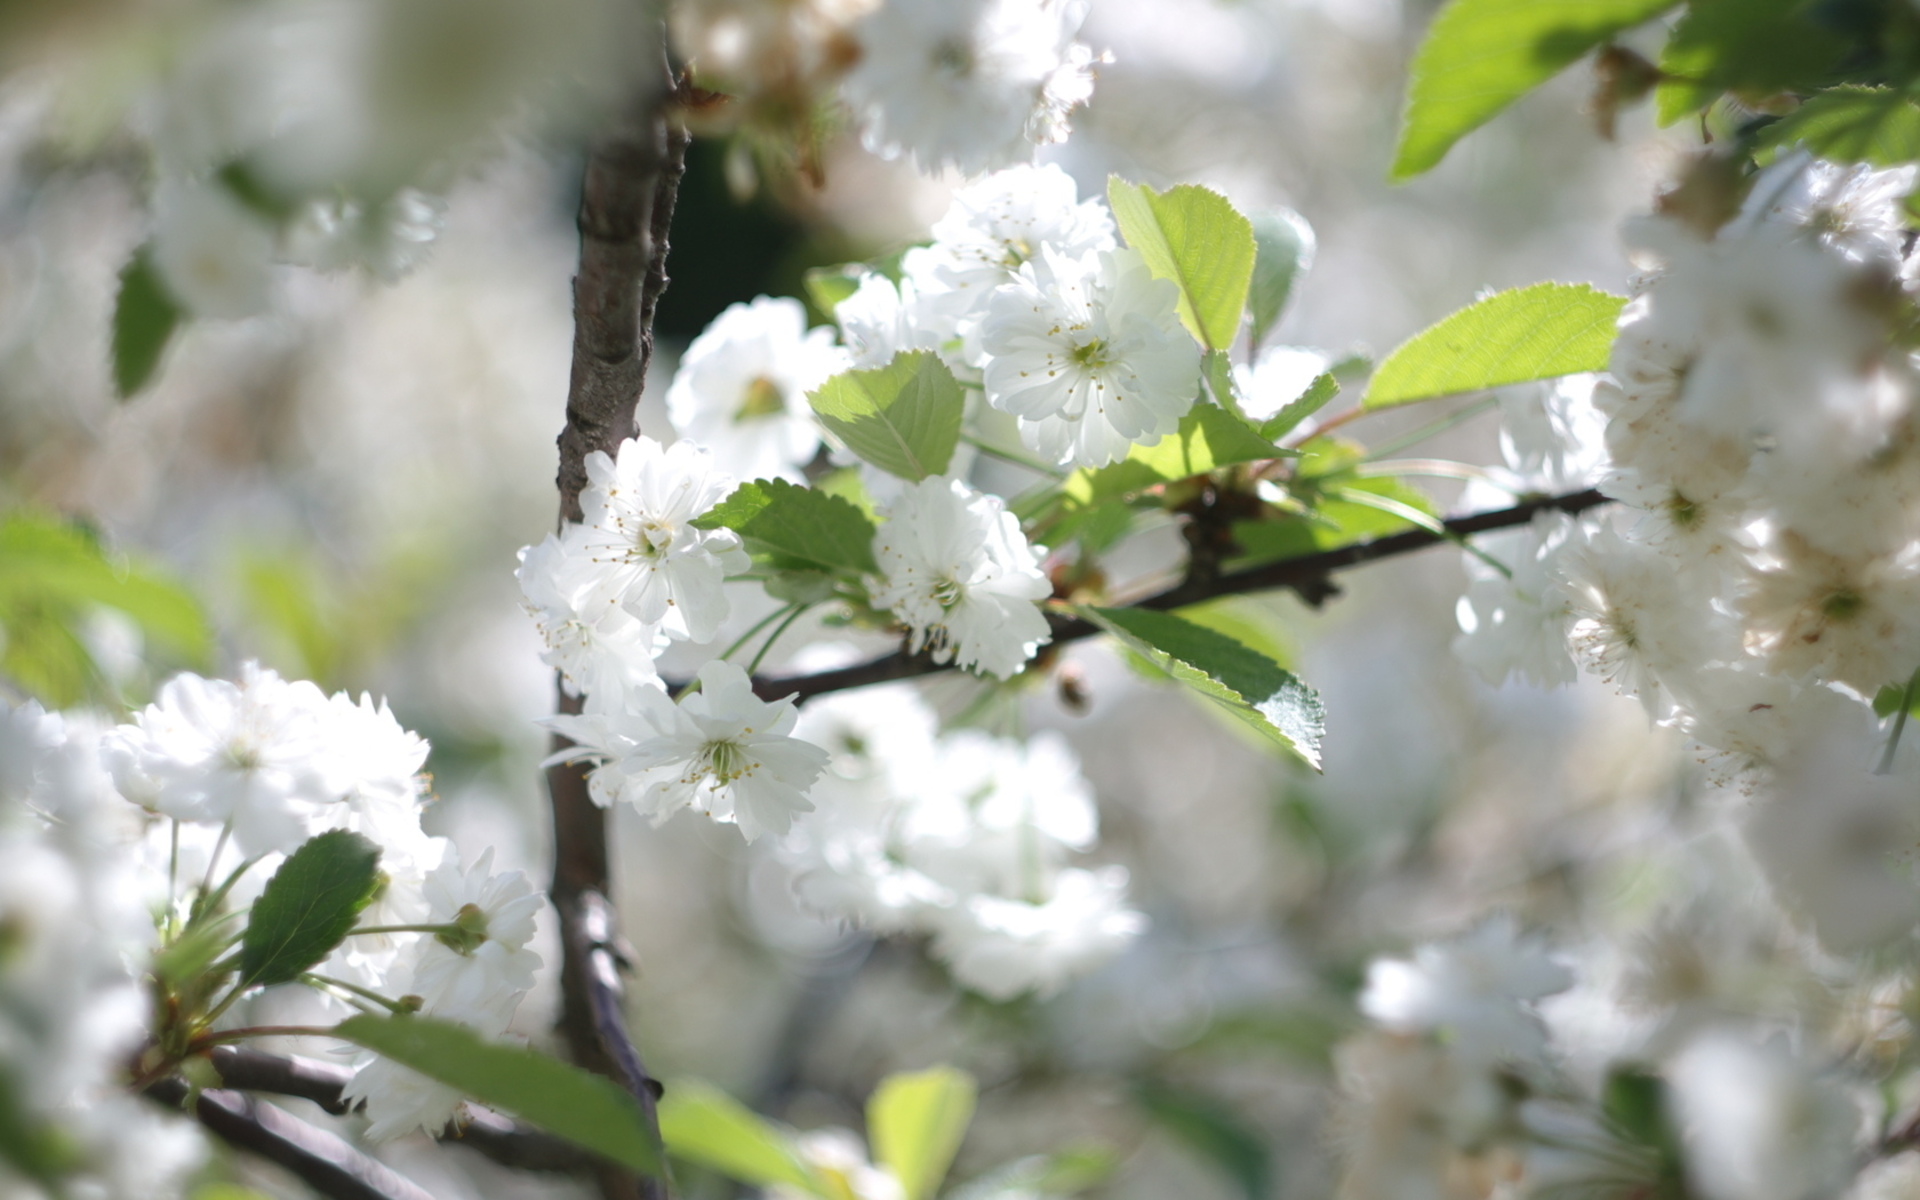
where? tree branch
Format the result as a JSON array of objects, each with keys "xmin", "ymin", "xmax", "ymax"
[
  {"xmin": 203, "ymin": 1047, "xmax": 591, "ymax": 1173},
  {"xmin": 147, "ymin": 1077, "xmax": 436, "ymax": 1200},
  {"xmin": 546, "ymin": 47, "xmax": 689, "ymax": 1200},
  {"xmin": 752, "ymin": 488, "xmax": 1611, "ymax": 704}
]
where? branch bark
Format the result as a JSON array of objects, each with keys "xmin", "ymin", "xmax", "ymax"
[
  {"xmin": 546, "ymin": 49, "xmax": 690, "ymax": 1200},
  {"xmin": 147, "ymin": 1078, "xmax": 437, "ymax": 1200},
  {"xmin": 751, "ymin": 487, "xmax": 1611, "ymax": 704},
  {"xmin": 203, "ymin": 1047, "xmax": 591, "ymax": 1173}
]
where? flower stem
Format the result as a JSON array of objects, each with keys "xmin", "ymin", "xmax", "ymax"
[
  {"xmin": 301, "ymin": 973, "xmax": 412, "ymax": 1014},
  {"xmin": 348, "ymin": 923, "xmax": 461, "ymax": 938},
  {"xmin": 960, "ymin": 432, "xmax": 1067, "ymax": 479},
  {"xmin": 718, "ymin": 603, "xmax": 799, "ymax": 664},
  {"xmin": 1876, "ymin": 669, "xmax": 1920, "ymax": 775},
  {"xmin": 746, "ymin": 603, "xmax": 815, "ymax": 676}
]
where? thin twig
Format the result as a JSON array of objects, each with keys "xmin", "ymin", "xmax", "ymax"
[
  {"xmin": 146, "ymin": 1077, "xmax": 437, "ymax": 1200},
  {"xmin": 203, "ymin": 1046, "xmax": 592, "ymax": 1173},
  {"xmin": 750, "ymin": 488, "xmax": 1610, "ymax": 704}
]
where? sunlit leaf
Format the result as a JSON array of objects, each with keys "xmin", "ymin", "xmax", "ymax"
[
  {"xmin": 869, "ymin": 1066, "xmax": 977, "ymax": 1200},
  {"xmin": 240, "ymin": 830, "xmax": 382, "ymax": 988},
  {"xmin": 1248, "ymin": 208, "xmax": 1314, "ymax": 350},
  {"xmin": 658, "ymin": 1078, "xmax": 825, "ymax": 1195},
  {"xmin": 1108, "ymin": 179, "xmax": 1255, "ymax": 351},
  {"xmin": 808, "ymin": 352, "xmax": 964, "ymax": 482},
  {"xmin": 696, "ymin": 478, "xmax": 878, "ymax": 575},
  {"xmin": 1754, "ymin": 86, "xmax": 1920, "ymax": 166},
  {"xmin": 1364, "ymin": 282, "xmax": 1624, "ymax": 409}
]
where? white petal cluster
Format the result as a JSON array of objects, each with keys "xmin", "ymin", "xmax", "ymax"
[
  {"xmin": 869, "ymin": 476, "xmax": 1053, "ymax": 679},
  {"xmin": 549, "ymin": 659, "xmax": 829, "ymax": 843},
  {"xmin": 342, "ymin": 846, "xmax": 544, "ymax": 1141},
  {"xmin": 0, "ymin": 701, "xmax": 206, "ymax": 1200},
  {"xmin": 779, "ymin": 687, "xmax": 1144, "ymax": 999},
  {"xmin": 667, "ymin": 296, "xmax": 850, "ymax": 482},
  {"xmin": 840, "ymin": 0, "xmax": 1098, "ymax": 177},
  {"xmin": 980, "ymin": 246, "xmax": 1202, "ymax": 467},
  {"xmin": 101, "ymin": 662, "xmax": 430, "ymax": 858},
  {"xmin": 1359, "ymin": 916, "xmax": 1574, "ymax": 1067}
]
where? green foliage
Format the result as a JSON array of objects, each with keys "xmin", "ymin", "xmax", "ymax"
[
  {"xmin": 697, "ymin": 478, "xmax": 879, "ymax": 575},
  {"xmin": 946, "ymin": 1145, "xmax": 1120, "ymax": 1200},
  {"xmin": 1364, "ymin": 282, "xmax": 1625, "ymax": 409},
  {"xmin": 1654, "ymin": 0, "xmax": 1848, "ymax": 125},
  {"xmin": 1135, "ymin": 1082, "xmax": 1272, "ymax": 1200},
  {"xmin": 0, "ymin": 510, "xmax": 214, "ymax": 706},
  {"xmin": 804, "ymin": 266, "xmax": 863, "ymax": 322},
  {"xmin": 239, "ymin": 831, "xmax": 382, "ymax": 988},
  {"xmin": 1391, "ymin": 0, "xmax": 1680, "ymax": 179},
  {"xmin": 112, "ymin": 247, "xmax": 184, "ymax": 398},
  {"xmin": 1247, "ymin": 208, "xmax": 1314, "ymax": 351},
  {"xmin": 1082, "ymin": 605, "xmax": 1326, "ymax": 769},
  {"xmin": 334, "ymin": 1014, "xmax": 660, "ymax": 1173},
  {"xmin": 1107, "ymin": 179, "xmax": 1255, "ymax": 351},
  {"xmin": 0, "ymin": 1069, "xmax": 79, "ymax": 1190},
  {"xmin": 1755, "ymin": 86, "xmax": 1920, "ymax": 165},
  {"xmin": 1258, "ymin": 372, "xmax": 1340, "ymax": 441},
  {"xmin": 1064, "ymin": 403, "xmax": 1291, "ymax": 509},
  {"xmin": 868, "ymin": 1066, "xmax": 978, "ymax": 1200},
  {"xmin": 809, "ymin": 351, "xmax": 965, "ymax": 482},
  {"xmin": 657, "ymin": 1079, "xmax": 827, "ymax": 1194}
]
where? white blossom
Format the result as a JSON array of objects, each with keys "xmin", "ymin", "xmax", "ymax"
[
  {"xmin": 929, "ymin": 865, "xmax": 1144, "ymax": 999},
  {"xmin": 1453, "ymin": 511, "xmax": 1579, "ymax": 689},
  {"xmin": 517, "ymin": 526, "xmax": 665, "ymax": 700},
  {"xmin": 1738, "ymin": 148, "xmax": 1917, "ymax": 266},
  {"xmin": 870, "ymin": 476, "xmax": 1052, "ymax": 679},
  {"xmin": 1667, "ymin": 1031, "xmax": 1858, "ymax": 1200},
  {"xmin": 667, "ymin": 296, "xmax": 849, "ymax": 482},
  {"xmin": 549, "ymin": 660, "xmax": 828, "ymax": 842},
  {"xmin": 1358, "ymin": 916, "xmax": 1573, "ymax": 1068},
  {"xmin": 980, "ymin": 246, "xmax": 1201, "ymax": 467},
  {"xmin": 150, "ymin": 176, "xmax": 277, "ymax": 318},
  {"xmin": 572, "ymin": 435, "xmax": 752, "ymax": 643},
  {"xmin": 841, "ymin": 0, "xmax": 1098, "ymax": 176}
]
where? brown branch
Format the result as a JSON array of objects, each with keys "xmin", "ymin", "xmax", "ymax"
[
  {"xmin": 147, "ymin": 1077, "xmax": 436, "ymax": 1200},
  {"xmin": 752, "ymin": 488, "xmax": 1611, "ymax": 704},
  {"xmin": 546, "ymin": 48, "xmax": 690, "ymax": 1200},
  {"xmin": 203, "ymin": 1047, "xmax": 590, "ymax": 1173}
]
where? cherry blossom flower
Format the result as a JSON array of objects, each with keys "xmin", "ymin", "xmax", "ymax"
[
  {"xmin": 869, "ymin": 476, "xmax": 1051, "ymax": 679},
  {"xmin": 666, "ymin": 297, "xmax": 848, "ymax": 482},
  {"xmin": 979, "ymin": 246, "xmax": 1201, "ymax": 467}
]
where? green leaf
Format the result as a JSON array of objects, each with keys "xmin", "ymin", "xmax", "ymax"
[
  {"xmin": 1107, "ymin": 179, "xmax": 1255, "ymax": 351},
  {"xmin": 1754, "ymin": 86, "xmax": 1920, "ymax": 166},
  {"xmin": 1654, "ymin": 0, "xmax": 1848, "ymax": 126},
  {"xmin": 657, "ymin": 1078, "xmax": 825, "ymax": 1195},
  {"xmin": 1258, "ymin": 372, "xmax": 1340, "ymax": 441},
  {"xmin": 239, "ymin": 830, "xmax": 382, "ymax": 988},
  {"xmin": 805, "ymin": 266, "xmax": 863, "ymax": 320},
  {"xmin": 1081, "ymin": 606, "xmax": 1325, "ymax": 769},
  {"xmin": 1136, "ymin": 1082, "xmax": 1271, "ymax": 1200},
  {"xmin": 869, "ymin": 1066, "xmax": 978, "ymax": 1200},
  {"xmin": 696, "ymin": 478, "xmax": 878, "ymax": 575},
  {"xmin": 112, "ymin": 248, "xmax": 184, "ymax": 398},
  {"xmin": 0, "ymin": 511, "xmax": 215, "ymax": 703},
  {"xmin": 946, "ymin": 1145, "xmax": 1120, "ymax": 1200},
  {"xmin": 1391, "ymin": 0, "xmax": 1680, "ymax": 179},
  {"xmin": 1065, "ymin": 403, "xmax": 1292, "ymax": 509},
  {"xmin": 809, "ymin": 351, "xmax": 964, "ymax": 482},
  {"xmin": 1364, "ymin": 282, "xmax": 1625, "ymax": 409},
  {"xmin": 0, "ymin": 1068, "xmax": 80, "ymax": 1187},
  {"xmin": 334, "ymin": 1014, "xmax": 660, "ymax": 1174},
  {"xmin": 1248, "ymin": 209, "xmax": 1314, "ymax": 350}
]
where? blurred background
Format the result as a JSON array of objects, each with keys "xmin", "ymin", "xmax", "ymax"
[{"xmin": 0, "ymin": 1, "xmax": 1705, "ymax": 1196}]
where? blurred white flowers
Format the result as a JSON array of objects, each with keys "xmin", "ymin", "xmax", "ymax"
[{"xmin": 667, "ymin": 296, "xmax": 849, "ymax": 482}]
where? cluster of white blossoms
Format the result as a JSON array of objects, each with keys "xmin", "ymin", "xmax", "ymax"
[
  {"xmin": 1452, "ymin": 151, "xmax": 1920, "ymax": 956},
  {"xmin": 0, "ymin": 665, "xmax": 551, "ymax": 1147},
  {"xmin": 669, "ymin": 165, "xmax": 1202, "ymax": 478},
  {"xmin": 779, "ymin": 686, "xmax": 1144, "ymax": 999},
  {"xmin": 0, "ymin": 702, "xmax": 206, "ymax": 1199}
]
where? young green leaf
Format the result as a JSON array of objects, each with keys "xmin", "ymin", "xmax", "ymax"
[
  {"xmin": 869, "ymin": 1066, "xmax": 978, "ymax": 1200},
  {"xmin": 1247, "ymin": 208, "xmax": 1314, "ymax": 350},
  {"xmin": 808, "ymin": 351, "xmax": 964, "ymax": 481},
  {"xmin": 0, "ymin": 512, "xmax": 215, "ymax": 666},
  {"xmin": 1391, "ymin": 0, "xmax": 1679, "ymax": 180},
  {"xmin": 333, "ymin": 1014, "xmax": 660, "ymax": 1174},
  {"xmin": 112, "ymin": 248, "xmax": 184, "ymax": 398},
  {"xmin": 657, "ymin": 1078, "xmax": 827, "ymax": 1195},
  {"xmin": 1258, "ymin": 372, "xmax": 1340, "ymax": 441},
  {"xmin": 1107, "ymin": 179, "xmax": 1255, "ymax": 351},
  {"xmin": 1065, "ymin": 403, "xmax": 1293, "ymax": 509},
  {"xmin": 695, "ymin": 478, "xmax": 878, "ymax": 575},
  {"xmin": 239, "ymin": 830, "xmax": 382, "ymax": 988},
  {"xmin": 1654, "ymin": 0, "xmax": 1848, "ymax": 126},
  {"xmin": 804, "ymin": 266, "xmax": 863, "ymax": 319},
  {"xmin": 1081, "ymin": 606, "xmax": 1326, "ymax": 769},
  {"xmin": 1364, "ymin": 282, "xmax": 1625, "ymax": 409},
  {"xmin": 1754, "ymin": 86, "xmax": 1920, "ymax": 166},
  {"xmin": 947, "ymin": 1145, "xmax": 1121, "ymax": 1200},
  {"xmin": 1135, "ymin": 1082, "xmax": 1272, "ymax": 1200}
]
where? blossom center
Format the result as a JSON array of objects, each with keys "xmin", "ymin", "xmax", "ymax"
[
  {"xmin": 435, "ymin": 903, "xmax": 491, "ymax": 955},
  {"xmin": 703, "ymin": 739, "xmax": 754, "ymax": 784},
  {"xmin": 1821, "ymin": 587, "xmax": 1865, "ymax": 622},
  {"xmin": 1070, "ymin": 338, "xmax": 1112, "ymax": 371},
  {"xmin": 736, "ymin": 376, "xmax": 785, "ymax": 421},
  {"xmin": 932, "ymin": 37, "xmax": 975, "ymax": 78}
]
